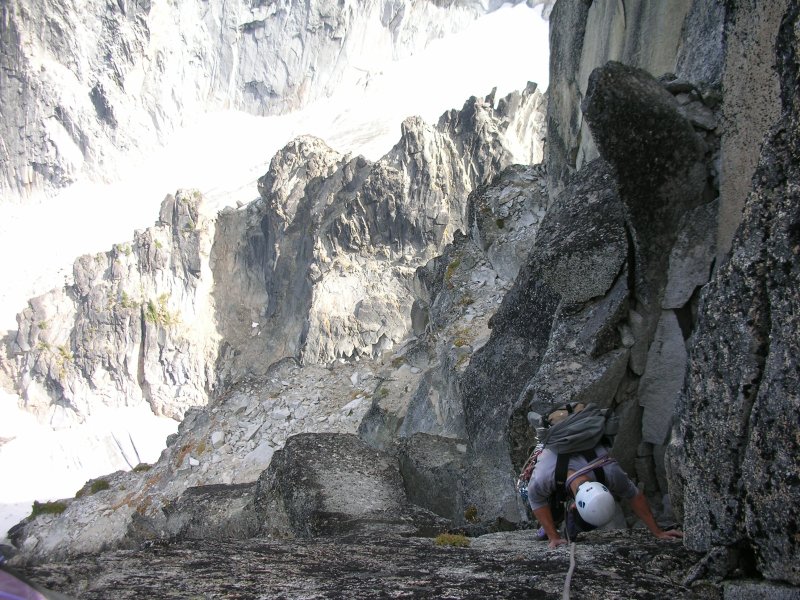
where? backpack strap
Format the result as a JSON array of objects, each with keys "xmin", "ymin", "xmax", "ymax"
[
  {"xmin": 551, "ymin": 450, "xmax": 586, "ymax": 525},
  {"xmin": 553, "ymin": 452, "xmax": 571, "ymax": 504},
  {"xmin": 580, "ymin": 448, "xmax": 606, "ymax": 486},
  {"xmin": 554, "ymin": 448, "xmax": 608, "ymax": 504},
  {"xmin": 566, "ymin": 454, "xmax": 617, "ymax": 490}
]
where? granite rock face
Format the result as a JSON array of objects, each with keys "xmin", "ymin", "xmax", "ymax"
[
  {"xmin": 545, "ymin": 0, "xmax": 791, "ymax": 266},
  {"xmin": 2, "ymin": 191, "xmax": 219, "ymax": 425},
  {"xmin": 1, "ymin": 88, "xmax": 544, "ymax": 426},
  {"xmin": 578, "ymin": 62, "xmax": 716, "ymax": 485},
  {"xmin": 458, "ymin": 159, "xmax": 628, "ymax": 521},
  {"xmin": 544, "ymin": 0, "xmax": 695, "ymax": 198},
  {"xmin": 487, "ymin": 60, "xmax": 721, "ymax": 521},
  {"xmin": 211, "ymin": 89, "xmax": 545, "ymax": 385},
  {"xmin": 15, "ymin": 529, "xmax": 701, "ymax": 600},
  {"xmin": 668, "ymin": 2, "xmax": 800, "ymax": 585},
  {"xmin": 715, "ymin": 0, "xmax": 791, "ymax": 261},
  {"xmin": 372, "ymin": 53, "xmax": 727, "ymax": 547}
]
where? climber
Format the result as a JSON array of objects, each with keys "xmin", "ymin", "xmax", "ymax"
[
  {"xmin": 527, "ymin": 445, "xmax": 683, "ymax": 548},
  {"xmin": 522, "ymin": 403, "xmax": 683, "ymax": 548}
]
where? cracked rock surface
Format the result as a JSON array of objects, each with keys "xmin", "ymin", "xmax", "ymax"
[{"xmin": 17, "ymin": 530, "xmax": 698, "ymax": 600}]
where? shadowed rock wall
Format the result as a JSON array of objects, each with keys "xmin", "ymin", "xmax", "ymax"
[
  {"xmin": 546, "ymin": 0, "xmax": 791, "ymax": 263},
  {"xmin": 539, "ymin": 6, "xmax": 800, "ymax": 587},
  {"xmin": 545, "ymin": 0, "xmax": 694, "ymax": 198},
  {"xmin": 668, "ymin": 2, "xmax": 800, "ymax": 585}
]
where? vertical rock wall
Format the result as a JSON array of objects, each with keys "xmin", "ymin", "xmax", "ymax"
[
  {"xmin": 545, "ymin": 0, "xmax": 693, "ymax": 198},
  {"xmin": 715, "ymin": 0, "xmax": 789, "ymax": 261},
  {"xmin": 541, "ymin": 0, "xmax": 799, "ymax": 586},
  {"xmin": 546, "ymin": 0, "xmax": 791, "ymax": 261},
  {"xmin": 669, "ymin": 3, "xmax": 800, "ymax": 585}
]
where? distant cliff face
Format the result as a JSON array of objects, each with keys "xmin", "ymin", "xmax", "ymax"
[
  {"xmin": 1, "ymin": 85, "xmax": 545, "ymax": 428},
  {"xmin": 0, "ymin": 0, "xmax": 501, "ymax": 199},
  {"xmin": 3, "ymin": 191, "xmax": 219, "ymax": 424}
]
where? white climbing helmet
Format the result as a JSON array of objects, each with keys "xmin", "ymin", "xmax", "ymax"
[{"xmin": 574, "ymin": 481, "xmax": 616, "ymax": 527}]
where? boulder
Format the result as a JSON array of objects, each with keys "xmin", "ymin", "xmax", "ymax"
[
  {"xmin": 582, "ymin": 61, "xmax": 708, "ymax": 312},
  {"xmin": 252, "ymin": 433, "xmax": 448, "ymax": 538},
  {"xmin": 545, "ymin": 0, "xmax": 695, "ymax": 197},
  {"xmin": 161, "ymin": 483, "xmax": 259, "ymax": 541},
  {"xmin": 397, "ymin": 433, "xmax": 470, "ymax": 525}
]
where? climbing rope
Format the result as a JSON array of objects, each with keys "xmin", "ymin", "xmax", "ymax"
[
  {"xmin": 562, "ymin": 541, "xmax": 577, "ymax": 600},
  {"xmin": 557, "ymin": 454, "xmax": 617, "ymax": 598},
  {"xmin": 564, "ymin": 454, "xmax": 617, "ymax": 490}
]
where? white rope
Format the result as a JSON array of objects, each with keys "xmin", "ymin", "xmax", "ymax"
[{"xmin": 562, "ymin": 541, "xmax": 576, "ymax": 600}]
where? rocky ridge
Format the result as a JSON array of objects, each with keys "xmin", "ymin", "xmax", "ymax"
[
  {"xmin": 2, "ymin": 86, "xmax": 548, "ymax": 560},
  {"xmin": 1, "ymin": 85, "xmax": 545, "ymax": 430},
  {"xmin": 210, "ymin": 84, "xmax": 545, "ymax": 387},
  {"xmin": 3, "ymin": 190, "xmax": 219, "ymax": 425}
]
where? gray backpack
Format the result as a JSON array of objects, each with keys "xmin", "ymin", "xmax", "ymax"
[{"xmin": 539, "ymin": 403, "xmax": 619, "ymax": 454}]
